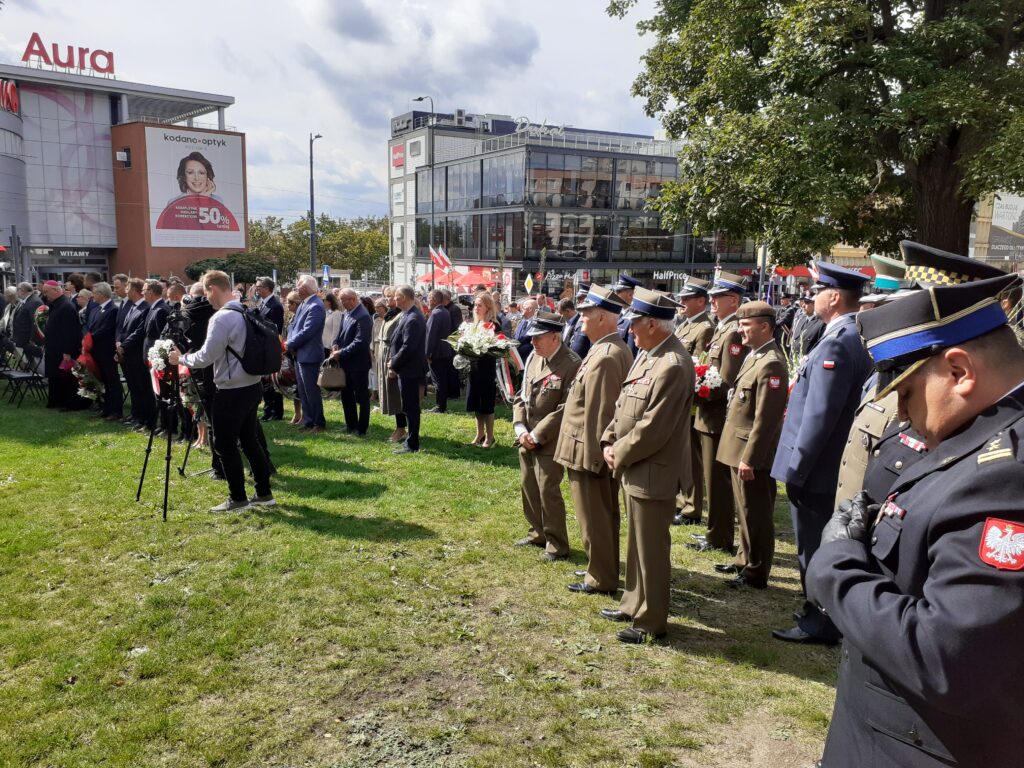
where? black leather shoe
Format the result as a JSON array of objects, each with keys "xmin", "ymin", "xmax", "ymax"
[
  {"xmin": 599, "ymin": 608, "xmax": 631, "ymax": 622},
  {"xmin": 714, "ymin": 563, "xmax": 741, "ymax": 574},
  {"xmin": 771, "ymin": 627, "xmax": 839, "ymax": 646},
  {"xmin": 568, "ymin": 582, "xmax": 615, "ymax": 596},
  {"xmin": 673, "ymin": 512, "xmax": 701, "ymax": 526},
  {"xmin": 573, "ymin": 570, "xmax": 587, "ymax": 578},
  {"xmin": 616, "ymin": 627, "xmax": 664, "ymax": 644},
  {"xmin": 725, "ymin": 574, "xmax": 767, "ymax": 590},
  {"xmin": 686, "ymin": 541, "xmax": 733, "ymax": 554},
  {"xmin": 542, "ymin": 552, "xmax": 568, "ymax": 562},
  {"xmin": 514, "ymin": 537, "xmax": 544, "ymax": 548}
]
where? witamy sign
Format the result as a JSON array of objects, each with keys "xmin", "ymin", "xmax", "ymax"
[
  {"xmin": 21, "ymin": 32, "xmax": 115, "ymax": 75},
  {"xmin": 514, "ymin": 117, "xmax": 565, "ymax": 139}
]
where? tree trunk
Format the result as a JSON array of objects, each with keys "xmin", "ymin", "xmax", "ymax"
[{"xmin": 910, "ymin": 142, "xmax": 975, "ymax": 255}]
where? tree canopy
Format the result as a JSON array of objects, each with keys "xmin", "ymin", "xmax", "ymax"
[{"xmin": 609, "ymin": 0, "xmax": 1024, "ymax": 264}]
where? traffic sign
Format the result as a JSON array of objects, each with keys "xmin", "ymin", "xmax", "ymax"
[{"xmin": 524, "ymin": 274, "xmax": 534, "ymax": 293}]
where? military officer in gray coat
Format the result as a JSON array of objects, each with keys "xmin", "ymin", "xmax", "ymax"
[
  {"xmin": 770, "ymin": 262, "xmax": 872, "ymax": 645},
  {"xmin": 808, "ymin": 272, "xmax": 1024, "ymax": 767}
]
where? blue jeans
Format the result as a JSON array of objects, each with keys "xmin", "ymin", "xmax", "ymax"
[{"xmin": 296, "ymin": 361, "xmax": 325, "ymax": 427}]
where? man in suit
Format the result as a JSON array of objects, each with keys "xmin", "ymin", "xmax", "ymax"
[
  {"xmin": 140, "ymin": 280, "xmax": 169, "ymax": 432},
  {"xmin": 613, "ymin": 273, "xmax": 641, "ymax": 358},
  {"xmin": 599, "ymin": 288, "xmax": 695, "ymax": 643},
  {"xmin": 11, "ymin": 282, "xmax": 43, "ymax": 355},
  {"xmin": 285, "ymin": 275, "xmax": 327, "ymax": 432},
  {"xmin": 674, "ymin": 277, "xmax": 716, "ymax": 526},
  {"xmin": 85, "ymin": 282, "xmax": 122, "ymax": 420},
  {"xmin": 388, "ymin": 285, "xmax": 428, "ymax": 454},
  {"xmin": 441, "ymin": 289, "xmax": 463, "ymax": 399},
  {"xmin": 715, "ymin": 301, "xmax": 789, "ymax": 589},
  {"xmin": 558, "ymin": 293, "xmax": 591, "ymax": 359},
  {"xmin": 555, "ymin": 285, "xmax": 634, "ymax": 596},
  {"xmin": 690, "ymin": 272, "xmax": 750, "ymax": 553},
  {"xmin": 513, "ymin": 298, "xmax": 538, "ymax": 362},
  {"xmin": 770, "ymin": 261, "xmax": 872, "ymax": 645},
  {"xmin": 808, "ymin": 273, "xmax": 1024, "ymax": 767},
  {"xmin": 39, "ymin": 280, "xmax": 86, "ymax": 410},
  {"xmin": 424, "ymin": 289, "xmax": 454, "ymax": 414},
  {"xmin": 791, "ymin": 295, "xmax": 824, "ymax": 356},
  {"xmin": 513, "ymin": 311, "xmax": 582, "ymax": 561},
  {"xmin": 81, "ymin": 271, "xmax": 103, "ymax": 333},
  {"xmin": 254, "ymin": 276, "xmax": 285, "ymax": 421},
  {"xmin": 332, "ymin": 287, "xmax": 374, "ymax": 434},
  {"xmin": 117, "ymin": 277, "xmax": 151, "ymax": 429}
]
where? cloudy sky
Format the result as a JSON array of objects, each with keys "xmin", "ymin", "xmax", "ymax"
[{"xmin": 0, "ymin": 0, "xmax": 661, "ymax": 223}]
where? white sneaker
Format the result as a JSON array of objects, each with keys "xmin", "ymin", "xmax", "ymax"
[
  {"xmin": 248, "ymin": 495, "xmax": 277, "ymax": 507},
  {"xmin": 209, "ymin": 499, "xmax": 251, "ymax": 513}
]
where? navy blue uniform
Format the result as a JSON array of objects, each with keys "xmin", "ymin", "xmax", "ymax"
[
  {"xmin": 562, "ymin": 313, "xmax": 591, "ymax": 359},
  {"xmin": 808, "ymin": 383, "xmax": 1024, "ymax": 767},
  {"xmin": 771, "ymin": 312, "xmax": 872, "ymax": 638},
  {"xmin": 616, "ymin": 314, "xmax": 638, "ymax": 358}
]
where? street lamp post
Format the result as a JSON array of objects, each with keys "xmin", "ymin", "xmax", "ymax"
[
  {"xmin": 413, "ymin": 96, "xmax": 435, "ymax": 288},
  {"xmin": 309, "ymin": 132, "xmax": 322, "ymax": 277}
]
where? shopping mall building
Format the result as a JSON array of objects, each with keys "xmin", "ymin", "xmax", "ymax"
[
  {"xmin": 0, "ymin": 33, "xmax": 247, "ymax": 287},
  {"xmin": 387, "ymin": 109, "xmax": 757, "ymax": 294}
]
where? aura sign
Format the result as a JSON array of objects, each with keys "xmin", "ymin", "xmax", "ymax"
[{"xmin": 21, "ymin": 33, "xmax": 115, "ymax": 75}]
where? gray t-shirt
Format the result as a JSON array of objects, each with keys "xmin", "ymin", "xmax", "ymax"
[{"xmin": 180, "ymin": 301, "xmax": 261, "ymax": 390}]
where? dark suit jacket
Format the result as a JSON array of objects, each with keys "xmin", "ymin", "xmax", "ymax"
[
  {"xmin": 514, "ymin": 316, "xmax": 534, "ymax": 361},
  {"xmin": 86, "ymin": 300, "xmax": 118, "ymax": 360},
  {"xmin": 12, "ymin": 293, "xmax": 42, "ymax": 348},
  {"xmin": 82, "ymin": 299, "xmax": 100, "ymax": 333},
  {"xmin": 389, "ymin": 305, "xmax": 428, "ymax": 379},
  {"xmin": 120, "ymin": 299, "xmax": 151, "ymax": 356},
  {"xmin": 142, "ymin": 299, "xmax": 169, "ymax": 358},
  {"xmin": 425, "ymin": 306, "xmax": 453, "ymax": 361},
  {"xmin": 445, "ymin": 301, "xmax": 463, "ymax": 333},
  {"xmin": 286, "ymin": 295, "xmax": 326, "ymax": 364},
  {"xmin": 259, "ymin": 294, "xmax": 285, "ymax": 335},
  {"xmin": 563, "ymin": 313, "xmax": 591, "ymax": 359},
  {"xmin": 333, "ymin": 301, "xmax": 373, "ymax": 373},
  {"xmin": 43, "ymin": 295, "xmax": 82, "ymax": 373},
  {"xmin": 114, "ymin": 298, "xmax": 131, "ymax": 345}
]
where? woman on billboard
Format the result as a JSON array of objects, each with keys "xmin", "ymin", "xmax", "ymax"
[{"xmin": 155, "ymin": 151, "xmax": 239, "ymax": 232}]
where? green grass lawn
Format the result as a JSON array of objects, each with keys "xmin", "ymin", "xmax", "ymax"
[{"xmin": 0, "ymin": 395, "xmax": 836, "ymax": 767}]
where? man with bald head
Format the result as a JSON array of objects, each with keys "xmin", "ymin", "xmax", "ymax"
[
  {"xmin": 285, "ymin": 275, "xmax": 326, "ymax": 432},
  {"xmin": 331, "ymin": 287, "xmax": 373, "ymax": 435},
  {"xmin": 514, "ymin": 298, "xmax": 538, "ymax": 361}
]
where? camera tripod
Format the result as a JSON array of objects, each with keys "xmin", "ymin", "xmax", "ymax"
[{"xmin": 135, "ymin": 366, "xmax": 181, "ymax": 522}]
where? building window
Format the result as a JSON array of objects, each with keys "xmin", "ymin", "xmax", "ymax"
[
  {"xmin": 409, "ymin": 139, "xmax": 422, "ymax": 158},
  {"xmin": 416, "ymin": 169, "xmax": 432, "ymax": 215},
  {"xmin": 527, "ymin": 151, "xmax": 612, "ymax": 209},
  {"xmin": 446, "ymin": 159, "xmax": 481, "ymax": 212},
  {"xmin": 482, "ymin": 151, "xmax": 525, "ymax": 208}
]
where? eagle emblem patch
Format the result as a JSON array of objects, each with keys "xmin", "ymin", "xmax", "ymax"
[
  {"xmin": 729, "ymin": 344, "xmax": 742, "ymax": 356},
  {"xmin": 768, "ymin": 376, "xmax": 781, "ymax": 390},
  {"xmin": 980, "ymin": 518, "xmax": 1024, "ymax": 570}
]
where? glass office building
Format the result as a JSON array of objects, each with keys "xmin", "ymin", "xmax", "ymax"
[{"xmin": 388, "ymin": 110, "xmax": 756, "ymax": 293}]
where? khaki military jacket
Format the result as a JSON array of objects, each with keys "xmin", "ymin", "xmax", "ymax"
[
  {"xmin": 554, "ymin": 333, "xmax": 633, "ymax": 475},
  {"xmin": 512, "ymin": 343, "xmax": 582, "ymax": 455},
  {"xmin": 694, "ymin": 315, "xmax": 748, "ymax": 435},
  {"xmin": 834, "ymin": 385, "xmax": 899, "ymax": 505},
  {"xmin": 717, "ymin": 341, "xmax": 789, "ymax": 469},
  {"xmin": 600, "ymin": 334, "xmax": 695, "ymax": 500},
  {"xmin": 675, "ymin": 310, "xmax": 715, "ymax": 357}
]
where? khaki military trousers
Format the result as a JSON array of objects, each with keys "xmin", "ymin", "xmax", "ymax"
[
  {"xmin": 520, "ymin": 448, "xmax": 570, "ymax": 557},
  {"xmin": 567, "ymin": 468, "xmax": 620, "ymax": 592},
  {"xmin": 730, "ymin": 467, "xmax": 777, "ymax": 585},
  {"xmin": 700, "ymin": 431, "xmax": 736, "ymax": 550},
  {"xmin": 676, "ymin": 425, "xmax": 705, "ymax": 521},
  {"xmin": 619, "ymin": 493, "xmax": 675, "ymax": 635}
]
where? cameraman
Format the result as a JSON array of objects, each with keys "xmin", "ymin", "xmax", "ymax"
[{"xmin": 168, "ymin": 270, "xmax": 274, "ymax": 513}]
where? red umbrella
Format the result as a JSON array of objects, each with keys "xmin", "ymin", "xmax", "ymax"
[{"xmin": 453, "ymin": 268, "xmax": 496, "ymax": 288}]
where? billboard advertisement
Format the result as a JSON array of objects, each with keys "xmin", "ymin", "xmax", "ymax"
[
  {"xmin": 989, "ymin": 193, "xmax": 1024, "ymax": 257},
  {"xmin": 146, "ymin": 126, "xmax": 246, "ymax": 248}
]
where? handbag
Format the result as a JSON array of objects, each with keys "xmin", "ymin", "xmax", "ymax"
[{"xmin": 317, "ymin": 358, "xmax": 346, "ymax": 390}]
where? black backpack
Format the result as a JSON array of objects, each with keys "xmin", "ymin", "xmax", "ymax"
[{"xmin": 224, "ymin": 306, "xmax": 282, "ymax": 376}]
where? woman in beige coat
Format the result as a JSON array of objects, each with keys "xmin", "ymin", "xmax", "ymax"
[{"xmin": 376, "ymin": 286, "xmax": 406, "ymax": 443}]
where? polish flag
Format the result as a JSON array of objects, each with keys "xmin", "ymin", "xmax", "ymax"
[
  {"xmin": 429, "ymin": 245, "xmax": 452, "ymax": 274},
  {"xmin": 437, "ymin": 246, "xmax": 453, "ymax": 273}
]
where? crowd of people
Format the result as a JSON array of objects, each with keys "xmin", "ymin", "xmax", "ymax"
[{"xmin": 3, "ymin": 238, "xmax": 1024, "ymax": 765}]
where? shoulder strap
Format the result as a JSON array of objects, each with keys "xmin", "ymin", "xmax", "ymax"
[{"xmin": 222, "ymin": 305, "xmax": 245, "ymax": 364}]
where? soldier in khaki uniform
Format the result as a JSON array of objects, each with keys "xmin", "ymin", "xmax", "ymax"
[
  {"xmin": 674, "ymin": 277, "xmax": 716, "ymax": 526},
  {"xmin": 599, "ymin": 288, "xmax": 695, "ymax": 643},
  {"xmin": 715, "ymin": 302, "xmax": 789, "ymax": 589},
  {"xmin": 513, "ymin": 311, "xmax": 582, "ymax": 560},
  {"xmin": 691, "ymin": 272, "xmax": 750, "ymax": 553},
  {"xmin": 554, "ymin": 286, "xmax": 633, "ymax": 594}
]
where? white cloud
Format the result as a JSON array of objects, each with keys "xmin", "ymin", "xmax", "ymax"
[{"xmin": 0, "ymin": 0, "xmax": 660, "ymax": 222}]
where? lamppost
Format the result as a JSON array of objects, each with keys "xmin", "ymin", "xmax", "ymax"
[
  {"xmin": 412, "ymin": 96, "xmax": 435, "ymax": 287},
  {"xmin": 309, "ymin": 132, "xmax": 322, "ymax": 276}
]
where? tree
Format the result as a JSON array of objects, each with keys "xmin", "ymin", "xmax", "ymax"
[{"xmin": 609, "ymin": 0, "xmax": 1024, "ymax": 263}]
